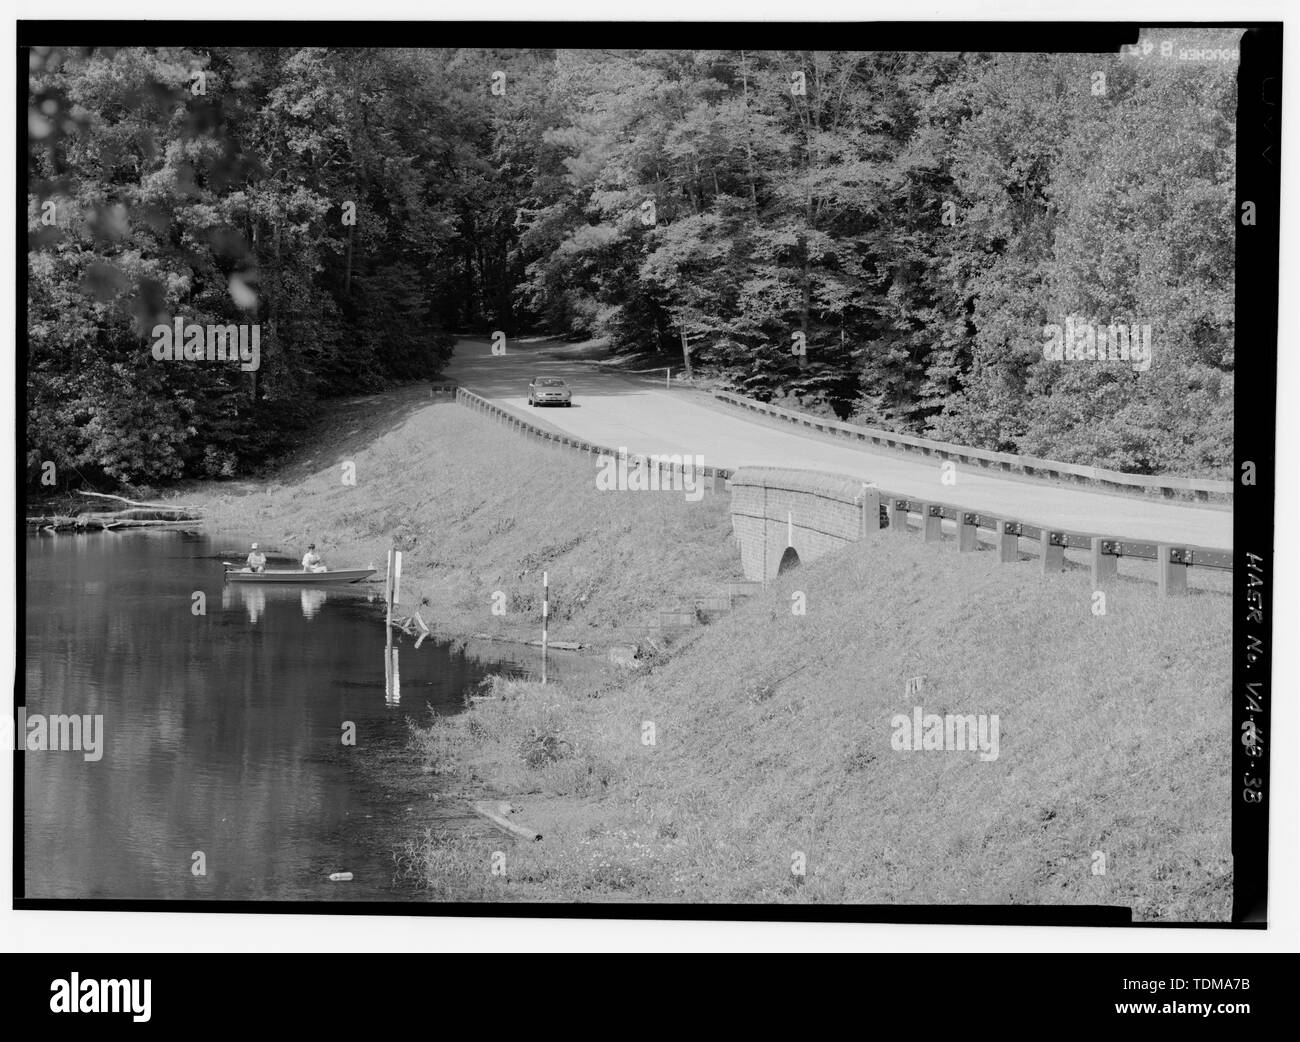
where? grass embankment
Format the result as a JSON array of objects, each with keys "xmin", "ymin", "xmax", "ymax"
[
  {"xmin": 183, "ymin": 384, "xmax": 740, "ymax": 648},
  {"xmin": 403, "ymin": 536, "xmax": 1231, "ymax": 920},
  {"xmin": 179, "ymin": 382, "xmax": 1230, "ymax": 917}
]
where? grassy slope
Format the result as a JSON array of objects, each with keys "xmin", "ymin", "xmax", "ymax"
[
  {"xmin": 407, "ymin": 533, "xmax": 1231, "ymax": 919},
  {"xmin": 183, "ymin": 385, "xmax": 741, "ymax": 647},
  {"xmin": 179, "ymin": 383, "xmax": 1230, "ymax": 918}
]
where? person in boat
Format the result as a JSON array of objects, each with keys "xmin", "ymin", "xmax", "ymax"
[
  {"xmin": 246, "ymin": 542, "xmax": 267, "ymax": 573},
  {"xmin": 301, "ymin": 543, "xmax": 327, "ymax": 573}
]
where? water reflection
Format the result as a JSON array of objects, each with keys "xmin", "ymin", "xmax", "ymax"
[
  {"xmin": 385, "ymin": 647, "xmax": 400, "ymax": 706},
  {"xmin": 23, "ymin": 530, "xmax": 554, "ymax": 902},
  {"xmin": 301, "ymin": 588, "xmax": 327, "ymax": 619},
  {"xmin": 220, "ymin": 582, "xmax": 331, "ymax": 623}
]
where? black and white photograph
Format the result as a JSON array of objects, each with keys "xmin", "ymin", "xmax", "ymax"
[{"xmin": 10, "ymin": 9, "xmax": 1288, "ymax": 954}]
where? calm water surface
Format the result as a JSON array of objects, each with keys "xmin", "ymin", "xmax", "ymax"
[{"xmin": 24, "ymin": 530, "xmax": 558, "ymax": 902}]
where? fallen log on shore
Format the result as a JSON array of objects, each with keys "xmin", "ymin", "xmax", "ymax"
[
  {"xmin": 473, "ymin": 801, "xmax": 542, "ymax": 842},
  {"xmin": 78, "ymin": 490, "xmax": 200, "ymax": 513},
  {"xmin": 99, "ymin": 518, "xmax": 201, "ymax": 528},
  {"xmin": 26, "ymin": 514, "xmax": 203, "ymax": 531},
  {"xmin": 26, "ymin": 496, "xmax": 202, "ymax": 531}
]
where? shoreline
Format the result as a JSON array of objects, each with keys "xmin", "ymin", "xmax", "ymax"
[{"xmin": 27, "ymin": 384, "xmax": 1234, "ymax": 915}]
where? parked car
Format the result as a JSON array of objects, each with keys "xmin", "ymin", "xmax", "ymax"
[{"xmin": 528, "ymin": 376, "xmax": 572, "ymax": 407}]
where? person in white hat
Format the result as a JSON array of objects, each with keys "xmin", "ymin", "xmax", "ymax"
[{"xmin": 246, "ymin": 542, "xmax": 267, "ymax": 573}]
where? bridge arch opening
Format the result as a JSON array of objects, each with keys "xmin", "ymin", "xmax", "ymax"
[{"xmin": 777, "ymin": 546, "xmax": 801, "ymax": 576}]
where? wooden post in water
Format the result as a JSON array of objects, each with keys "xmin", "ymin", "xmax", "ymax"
[
  {"xmin": 385, "ymin": 548, "xmax": 403, "ymax": 628},
  {"xmin": 384, "ymin": 548, "xmax": 393, "ymax": 625},
  {"xmin": 542, "ymin": 570, "xmax": 549, "ymax": 685},
  {"xmin": 385, "ymin": 547, "xmax": 395, "ymax": 702},
  {"xmin": 379, "ymin": 543, "xmax": 400, "ymax": 696}
]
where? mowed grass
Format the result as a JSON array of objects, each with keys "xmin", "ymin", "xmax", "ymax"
[
  {"xmin": 184, "ymin": 386, "xmax": 741, "ymax": 646},
  {"xmin": 404, "ymin": 534, "xmax": 1231, "ymax": 920},
  {"xmin": 180, "ymin": 384, "xmax": 1230, "ymax": 917}
]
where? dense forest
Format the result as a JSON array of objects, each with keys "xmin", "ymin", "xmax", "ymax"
[{"xmin": 27, "ymin": 43, "xmax": 1238, "ymax": 487}]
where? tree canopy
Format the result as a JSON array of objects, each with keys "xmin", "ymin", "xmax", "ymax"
[{"xmin": 27, "ymin": 45, "xmax": 1237, "ymax": 487}]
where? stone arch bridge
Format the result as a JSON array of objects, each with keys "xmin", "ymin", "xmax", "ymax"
[{"xmin": 728, "ymin": 467, "xmax": 882, "ymax": 582}]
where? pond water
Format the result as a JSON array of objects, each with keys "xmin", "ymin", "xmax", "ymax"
[{"xmin": 22, "ymin": 529, "xmax": 562, "ymax": 902}]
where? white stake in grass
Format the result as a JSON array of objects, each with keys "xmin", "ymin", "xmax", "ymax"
[{"xmin": 542, "ymin": 570, "xmax": 549, "ymax": 685}]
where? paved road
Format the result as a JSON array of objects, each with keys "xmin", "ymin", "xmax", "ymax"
[{"xmin": 445, "ymin": 337, "xmax": 1232, "ymax": 548}]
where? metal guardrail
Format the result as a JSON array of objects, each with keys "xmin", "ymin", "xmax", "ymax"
[
  {"xmin": 728, "ymin": 466, "xmax": 1234, "ymax": 592},
  {"xmin": 713, "ymin": 391, "xmax": 1232, "ymax": 502},
  {"xmin": 870, "ymin": 489, "xmax": 1232, "ymax": 593},
  {"xmin": 453, "ymin": 386, "xmax": 732, "ymax": 485},
  {"xmin": 877, "ymin": 494, "xmax": 1232, "ymax": 570},
  {"xmin": 453, "ymin": 388, "xmax": 1234, "ymax": 592}
]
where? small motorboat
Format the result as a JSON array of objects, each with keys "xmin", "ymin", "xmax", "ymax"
[{"xmin": 224, "ymin": 566, "xmax": 377, "ymax": 584}]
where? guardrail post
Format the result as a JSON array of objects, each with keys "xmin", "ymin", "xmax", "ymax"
[
  {"xmin": 1091, "ymin": 538, "xmax": 1119, "ymax": 585},
  {"xmin": 858, "ymin": 486, "xmax": 881, "ymax": 536},
  {"xmin": 1040, "ymin": 531, "xmax": 1065, "ymax": 573},
  {"xmin": 958, "ymin": 512, "xmax": 978, "ymax": 552},
  {"xmin": 1158, "ymin": 545, "xmax": 1189, "ymax": 596},
  {"xmin": 890, "ymin": 498, "xmax": 909, "ymax": 533},
  {"xmin": 998, "ymin": 521, "xmax": 1021, "ymax": 563},
  {"xmin": 922, "ymin": 504, "xmax": 943, "ymax": 543}
]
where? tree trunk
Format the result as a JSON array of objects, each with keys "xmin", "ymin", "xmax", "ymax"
[
  {"xmin": 799, "ymin": 246, "xmax": 811, "ymax": 372},
  {"xmin": 344, "ymin": 221, "xmax": 355, "ymax": 296},
  {"xmin": 461, "ymin": 221, "xmax": 476, "ymax": 327},
  {"xmin": 741, "ymin": 51, "xmax": 758, "ymax": 210}
]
